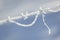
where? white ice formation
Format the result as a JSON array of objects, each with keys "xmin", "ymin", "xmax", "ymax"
[{"xmin": 0, "ymin": 4, "xmax": 60, "ymax": 35}]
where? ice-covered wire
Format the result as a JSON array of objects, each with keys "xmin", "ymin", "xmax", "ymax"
[
  {"xmin": 39, "ymin": 7, "xmax": 51, "ymax": 35},
  {"xmin": 8, "ymin": 10, "xmax": 40, "ymax": 27},
  {"xmin": 42, "ymin": 14, "xmax": 51, "ymax": 35},
  {"xmin": 0, "ymin": 5, "xmax": 60, "ymax": 35},
  {"xmin": 8, "ymin": 7, "xmax": 51, "ymax": 35},
  {"xmin": 41, "ymin": 5, "xmax": 60, "ymax": 35}
]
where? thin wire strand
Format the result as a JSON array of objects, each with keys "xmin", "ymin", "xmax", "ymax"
[{"xmin": 42, "ymin": 14, "xmax": 51, "ymax": 35}]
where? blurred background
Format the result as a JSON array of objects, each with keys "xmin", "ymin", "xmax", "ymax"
[{"xmin": 0, "ymin": 0, "xmax": 60, "ymax": 40}]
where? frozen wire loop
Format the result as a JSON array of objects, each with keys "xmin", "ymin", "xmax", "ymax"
[{"xmin": 8, "ymin": 10, "xmax": 40, "ymax": 27}]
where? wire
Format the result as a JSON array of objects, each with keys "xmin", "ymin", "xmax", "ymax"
[
  {"xmin": 8, "ymin": 10, "xmax": 40, "ymax": 27},
  {"xmin": 42, "ymin": 14, "xmax": 51, "ymax": 35}
]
